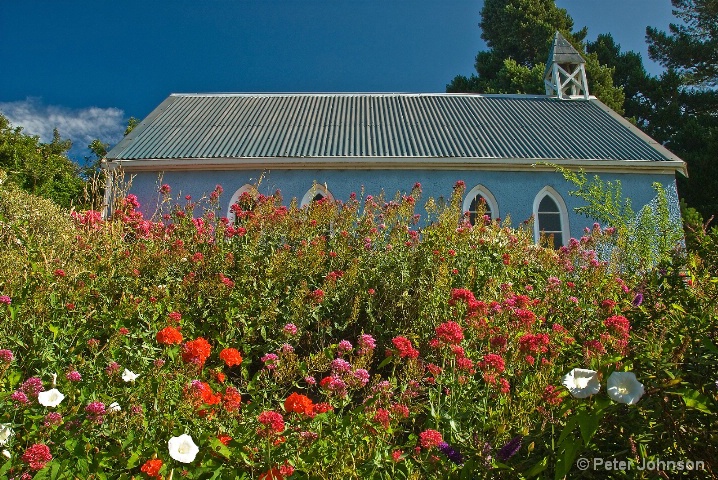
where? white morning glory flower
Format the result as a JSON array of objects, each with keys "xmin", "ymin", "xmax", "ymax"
[
  {"xmin": 562, "ymin": 368, "xmax": 601, "ymax": 398},
  {"xmin": 607, "ymin": 371, "xmax": 644, "ymax": 405},
  {"xmin": 168, "ymin": 434, "xmax": 199, "ymax": 463},
  {"xmin": 108, "ymin": 402, "xmax": 121, "ymax": 412},
  {"xmin": 0, "ymin": 424, "xmax": 13, "ymax": 446},
  {"xmin": 121, "ymin": 369, "xmax": 139, "ymax": 382},
  {"xmin": 37, "ymin": 388, "xmax": 65, "ymax": 408}
]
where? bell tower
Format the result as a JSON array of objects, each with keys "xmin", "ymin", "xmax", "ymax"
[{"xmin": 544, "ymin": 31, "xmax": 589, "ymax": 99}]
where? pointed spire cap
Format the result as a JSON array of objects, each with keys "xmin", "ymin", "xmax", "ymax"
[{"xmin": 547, "ymin": 31, "xmax": 585, "ymax": 65}]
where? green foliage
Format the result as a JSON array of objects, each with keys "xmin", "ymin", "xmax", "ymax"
[
  {"xmin": 0, "ymin": 114, "xmax": 87, "ymax": 209},
  {"xmin": 646, "ymin": 0, "xmax": 718, "ymax": 87},
  {"xmin": 557, "ymin": 167, "xmax": 684, "ymax": 273},
  {"xmin": 0, "ymin": 180, "xmax": 716, "ymax": 478},
  {"xmin": 124, "ymin": 117, "xmax": 140, "ymax": 136}
]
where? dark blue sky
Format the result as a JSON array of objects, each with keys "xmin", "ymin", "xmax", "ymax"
[{"xmin": 0, "ymin": 0, "xmax": 676, "ymax": 158}]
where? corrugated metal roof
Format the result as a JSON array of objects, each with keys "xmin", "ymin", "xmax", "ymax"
[{"xmin": 107, "ymin": 93, "xmax": 673, "ymax": 163}]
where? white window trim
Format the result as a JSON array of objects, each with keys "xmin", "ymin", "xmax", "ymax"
[
  {"xmin": 300, "ymin": 183, "xmax": 334, "ymax": 207},
  {"xmin": 227, "ymin": 184, "xmax": 259, "ymax": 223},
  {"xmin": 533, "ymin": 186, "xmax": 570, "ymax": 247},
  {"xmin": 463, "ymin": 184, "xmax": 499, "ymax": 221}
]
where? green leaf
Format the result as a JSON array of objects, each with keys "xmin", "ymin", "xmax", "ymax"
[
  {"xmin": 554, "ymin": 441, "xmax": 581, "ymax": 480},
  {"xmin": 126, "ymin": 452, "xmax": 140, "ymax": 469},
  {"xmin": 523, "ymin": 456, "xmax": 548, "ymax": 478},
  {"xmin": 577, "ymin": 408, "xmax": 602, "ymax": 446},
  {"xmin": 674, "ymin": 388, "xmax": 713, "ymax": 414},
  {"xmin": 209, "ymin": 437, "xmax": 232, "ymax": 459}
]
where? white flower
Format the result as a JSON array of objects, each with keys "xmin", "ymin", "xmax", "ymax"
[
  {"xmin": 0, "ymin": 424, "xmax": 13, "ymax": 446},
  {"xmin": 562, "ymin": 368, "xmax": 601, "ymax": 398},
  {"xmin": 168, "ymin": 434, "xmax": 199, "ymax": 463},
  {"xmin": 2, "ymin": 449, "xmax": 10, "ymax": 459},
  {"xmin": 607, "ymin": 371, "xmax": 644, "ymax": 405},
  {"xmin": 108, "ymin": 402, "xmax": 121, "ymax": 412},
  {"xmin": 122, "ymin": 369, "xmax": 139, "ymax": 382},
  {"xmin": 37, "ymin": 388, "xmax": 65, "ymax": 408}
]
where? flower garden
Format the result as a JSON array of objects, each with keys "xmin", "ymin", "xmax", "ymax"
[{"xmin": 0, "ymin": 180, "xmax": 716, "ymax": 479}]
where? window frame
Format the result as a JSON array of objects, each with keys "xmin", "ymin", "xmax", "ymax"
[
  {"xmin": 463, "ymin": 184, "xmax": 499, "ymax": 224},
  {"xmin": 533, "ymin": 186, "xmax": 570, "ymax": 248},
  {"xmin": 300, "ymin": 184, "xmax": 334, "ymax": 207},
  {"xmin": 227, "ymin": 184, "xmax": 259, "ymax": 224}
]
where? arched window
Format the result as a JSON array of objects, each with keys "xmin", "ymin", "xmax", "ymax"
[
  {"xmin": 463, "ymin": 184, "xmax": 499, "ymax": 225},
  {"xmin": 533, "ymin": 186, "xmax": 569, "ymax": 248},
  {"xmin": 227, "ymin": 184, "xmax": 258, "ymax": 224},
  {"xmin": 300, "ymin": 184, "xmax": 334, "ymax": 207}
]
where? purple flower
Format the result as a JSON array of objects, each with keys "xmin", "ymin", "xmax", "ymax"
[
  {"xmin": 497, "ymin": 436, "xmax": 522, "ymax": 462},
  {"xmin": 632, "ymin": 293, "xmax": 644, "ymax": 306},
  {"xmin": 438, "ymin": 441, "xmax": 464, "ymax": 465}
]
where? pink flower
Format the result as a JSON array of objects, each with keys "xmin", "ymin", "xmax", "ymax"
[
  {"xmin": 337, "ymin": 340, "xmax": 353, "ymax": 354},
  {"xmin": 21, "ymin": 377, "xmax": 44, "ymax": 397},
  {"xmin": 66, "ymin": 370, "xmax": 82, "ymax": 382},
  {"xmin": 331, "ymin": 358, "xmax": 352, "ymax": 374},
  {"xmin": 0, "ymin": 295, "xmax": 11, "ymax": 305},
  {"xmin": 283, "ymin": 323, "xmax": 298, "ymax": 335},
  {"xmin": 353, "ymin": 368, "xmax": 370, "ymax": 386},
  {"xmin": 0, "ymin": 349, "xmax": 13, "ymax": 362},
  {"xmin": 22, "ymin": 443, "xmax": 52, "ymax": 471},
  {"xmin": 11, "ymin": 390, "xmax": 29, "ymax": 404}
]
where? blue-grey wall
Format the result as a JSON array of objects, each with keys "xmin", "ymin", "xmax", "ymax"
[{"xmin": 119, "ymin": 168, "xmax": 679, "ymax": 241}]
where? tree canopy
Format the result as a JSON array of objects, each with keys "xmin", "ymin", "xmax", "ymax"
[
  {"xmin": 0, "ymin": 114, "xmax": 86, "ymax": 209},
  {"xmin": 447, "ymin": 0, "xmax": 625, "ymax": 112}
]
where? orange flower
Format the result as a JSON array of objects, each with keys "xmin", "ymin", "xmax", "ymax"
[
  {"xmin": 156, "ymin": 326, "xmax": 183, "ymax": 345},
  {"xmin": 284, "ymin": 392, "xmax": 314, "ymax": 416},
  {"xmin": 219, "ymin": 348, "xmax": 243, "ymax": 367},
  {"xmin": 182, "ymin": 337, "xmax": 212, "ymax": 366},
  {"xmin": 140, "ymin": 458, "xmax": 163, "ymax": 477}
]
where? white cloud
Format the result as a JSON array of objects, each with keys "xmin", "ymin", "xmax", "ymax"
[{"xmin": 0, "ymin": 97, "xmax": 126, "ymax": 160}]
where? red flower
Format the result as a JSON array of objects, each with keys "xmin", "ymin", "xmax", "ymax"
[
  {"xmin": 156, "ymin": 326, "xmax": 183, "ymax": 345},
  {"xmin": 479, "ymin": 354, "xmax": 505, "ymax": 373},
  {"xmin": 258, "ymin": 410, "xmax": 285, "ymax": 434},
  {"xmin": 217, "ymin": 434, "xmax": 232, "ymax": 446},
  {"xmin": 182, "ymin": 337, "xmax": 212, "ymax": 366},
  {"xmin": 372, "ymin": 408, "xmax": 391, "ymax": 428},
  {"xmin": 259, "ymin": 468, "xmax": 284, "ymax": 480},
  {"xmin": 419, "ymin": 429, "xmax": 443, "ymax": 449},
  {"xmin": 392, "ymin": 336, "xmax": 419, "ymax": 358},
  {"xmin": 223, "ymin": 386, "xmax": 242, "ymax": 412},
  {"xmin": 140, "ymin": 458, "xmax": 163, "ymax": 477},
  {"xmin": 168, "ymin": 311, "xmax": 182, "ymax": 323},
  {"xmin": 285, "ymin": 392, "xmax": 314, "ymax": 416},
  {"xmin": 22, "ymin": 443, "xmax": 52, "ymax": 471},
  {"xmin": 219, "ymin": 348, "xmax": 243, "ymax": 367},
  {"xmin": 435, "ymin": 321, "xmax": 464, "ymax": 344},
  {"xmin": 313, "ymin": 402, "xmax": 334, "ymax": 414}
]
